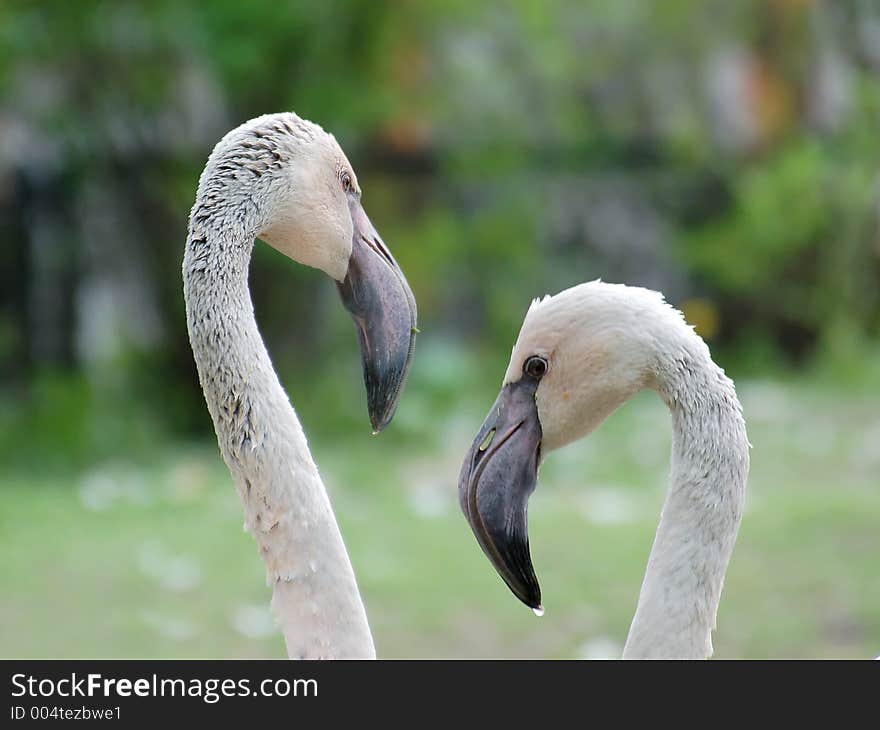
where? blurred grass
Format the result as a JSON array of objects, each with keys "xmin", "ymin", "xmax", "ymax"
[{"xmin": 2, "ymin": 367, "xmax": 879, "ymax": 659}]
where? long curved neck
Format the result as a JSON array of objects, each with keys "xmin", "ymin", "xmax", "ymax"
[
  {"xmin": 183, "ymin": 208, "xmax": 375, "ymax": 659},
  {"xmin": 623, "ymin": 344, "xmax": 749, "ymax": 659}
]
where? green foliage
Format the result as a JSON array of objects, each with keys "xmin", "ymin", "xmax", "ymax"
[
  {"xmin": 1, "ymin": 0, "xmax": 879, "ymax": 453},
  {"xmin": 679, "ymin": 132, "xmax": 879, "ymax": 358},
  {"xmin": 683, "ymin": 141, "xmax": 828, "ymax": 292},
  {"xmin": 0, "ymin": 369, "xmax": 172, "ymax": 474}
]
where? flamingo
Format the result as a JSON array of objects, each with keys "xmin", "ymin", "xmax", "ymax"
[
  {"xmin": 458, "ymin": 281, "xmax": 749, "ymax": 658},
  {"xmin": 183, "ymin": 113, "xmax": 417, "ymax": 658}
]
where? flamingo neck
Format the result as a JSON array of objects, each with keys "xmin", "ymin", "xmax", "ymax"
[
  {"xmin": 183, "ymin": 213, "xmax": 375, "ymax": 659},
  {"xmin": 623, "ymin": 345, "xmax": 749, "ymax": 659}
]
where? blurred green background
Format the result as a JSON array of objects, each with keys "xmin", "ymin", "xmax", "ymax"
[{"xmin": 2, "ymin": 0, "xmax": 879, "ymax": 658}]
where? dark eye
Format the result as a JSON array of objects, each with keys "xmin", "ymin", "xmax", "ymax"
[
  {"xmin": 523, "ymin": 355, "xmax": 548, "ymax": 379},
  {"xmin": 340, "ymin": 170, "xmax": 353, "ymax": 193}
]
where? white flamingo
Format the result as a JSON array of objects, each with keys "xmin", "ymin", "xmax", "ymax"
[
  {"xmin": 458, "ymin": 281, "xmax": 749, "ymax": 659},
  {"xmin": 183, "ymin": 113, "xmax": 417, "ymax": 659}
]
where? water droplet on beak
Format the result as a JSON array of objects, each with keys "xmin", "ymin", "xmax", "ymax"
[{"xmin": 532, "ymin": 605, "xmax": 545, "ymax": 617}]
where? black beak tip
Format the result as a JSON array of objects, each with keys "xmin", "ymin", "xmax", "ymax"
[
  {"xmin": 522, "ymin": 588, "xmax": 543, "ymax": 612},
  {"xmin": 369, "ymin": 403, "xmax": 395, "ymax": 434},
  {"xmin": 364, "ymin": 353, "xmax": 411, "ymax": 434},
  {"xmin": 503, "ymin": 564, "xmax": 542, "ymax": 611}
]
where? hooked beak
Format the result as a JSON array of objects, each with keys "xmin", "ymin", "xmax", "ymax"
[
  {"xmin": 458, "ymin": 377, "xmax": 543, "ymax": 611},
  {"xmin": 337, "ymin": 198, "xmax": 418, "ymax": 433}
]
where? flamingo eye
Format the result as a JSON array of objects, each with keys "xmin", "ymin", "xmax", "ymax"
[
  {"xmin": 341, "ymin": 170, "xmax": 353, "ymax": 193},
  {"xmin": 524, "ymin": 355, "xmax": 548, "ymax": 379}
]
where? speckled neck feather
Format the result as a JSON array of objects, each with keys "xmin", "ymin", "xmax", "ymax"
[{"xmin": 182, "ymin": 116, "xmax": 375, "ymax": 659}]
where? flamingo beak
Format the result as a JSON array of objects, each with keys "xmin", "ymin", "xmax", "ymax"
[
  {"xmin": 458, "ymin": 378, "xmax": 543, "ymax": 611},
  {"xmin": 337, "ymin": 198, "xmax": 418, "ymax": 433}
]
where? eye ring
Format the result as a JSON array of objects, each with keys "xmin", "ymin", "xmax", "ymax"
[
  {"xmin": 523, "ymin": 355, "xmax": 548, "ymax": 379},
  {"xmin": 340, "ymin": 170, "xmax": 353, "ymax": 193}
]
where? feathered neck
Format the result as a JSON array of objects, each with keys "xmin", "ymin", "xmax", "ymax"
[
  {"xmin": 183, "ymin": 203, "xmax": 375, "ymax": 659},
  {"xmin": 623, "ymin": 335, "xmax": 749, "ymax": 659}
]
